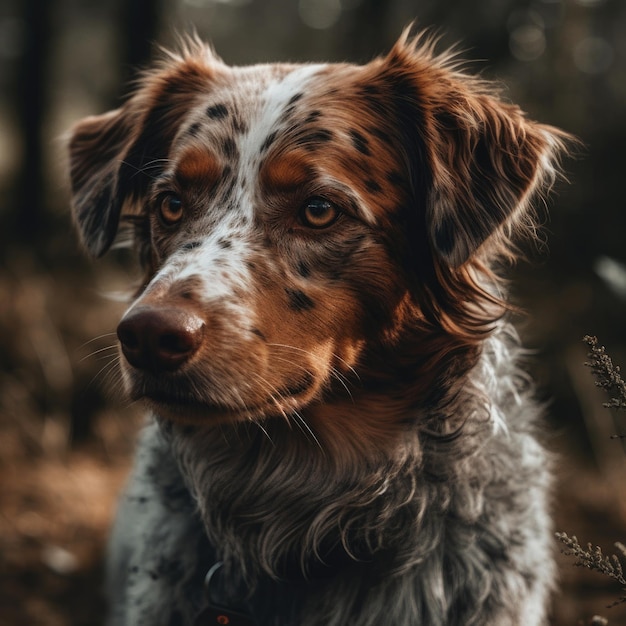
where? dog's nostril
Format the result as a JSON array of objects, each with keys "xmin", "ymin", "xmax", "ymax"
[
  {"xmin": 159, "ymin": 332, "xmax": 195, "ymax": 355},
  {"xmin": 117, "ymin": 326, "xmax": 139, "ymax": 350},
  {"xmin": 117, "ymin": 305, "xmax": 205, "ymax": 373}
]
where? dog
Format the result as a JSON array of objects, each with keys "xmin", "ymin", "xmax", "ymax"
[{"xmin": 68, "ymin": 28, "xmax": 569, "ymax": 626}]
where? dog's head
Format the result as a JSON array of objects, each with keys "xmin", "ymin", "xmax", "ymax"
[{"xmin": 68, "ymin": 31, "xmax": 568, "ymax": 450}]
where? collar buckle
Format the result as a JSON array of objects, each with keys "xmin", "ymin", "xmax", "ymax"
[{"xmin": 193, "ymin": 562, "xmax": 258, "ymax": 626}]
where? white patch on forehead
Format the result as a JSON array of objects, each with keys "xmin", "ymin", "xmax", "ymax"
[
  {"xmin": 242, "ymin": 64, "xmax": 326, "ymax": 152},
  {"xmin": 234, "ymin": 64, "xmax": 326, "ymax": 212}
]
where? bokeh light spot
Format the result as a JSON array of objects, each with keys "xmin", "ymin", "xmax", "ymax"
[
  {"xmin": 573, "ymin": 36, "xmax": 613, "ymax": 74},
  {"xmin": 509, "ymin": 24, "xmax": 546, "ymax": 62},
  {"xmin": 298, "ymin": 0, "xmax": 342, "ymax": 30}
]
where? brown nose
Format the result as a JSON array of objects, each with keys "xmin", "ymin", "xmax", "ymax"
[{"xmin": 117, "ymin": 305, "xmax": 205, "ymax": 373}]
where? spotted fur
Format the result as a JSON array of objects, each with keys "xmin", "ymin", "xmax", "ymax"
[{"xmin": 68, "ymin": 28, "xmax": 570, "ymax": 626}]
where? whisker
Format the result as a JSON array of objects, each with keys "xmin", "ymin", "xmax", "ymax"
[
  {"xmin": 86, "ymin": 355, "xmax": 122, "ymax": 391},
  {"xmin": 266, "ymin": 350, "xmax": 356, "ymax": 401},
  {"xmin": 290, "ymin": 410, "xmax": 324, "ymax": 452},
  {"xmin": 268, "ymin": 342, "xmax": 361, "ymax": 382},
  {"xmin": 79, "ymin": 344, "xmax": 119, "ymax": 363},
  {"xmin": 252, "ymin": 419, "xmax": 275, "ymax": 446},
  {"xmin": 78, "ymin": 333, "xmax": 118, "ymax": 351},
  {"xmin": 329, "ymin": 366, "xmax": 355, "ymax": 401},
  {"xmin": 119, "ymin": 157, "xmax": 173, "ymax": 180}
]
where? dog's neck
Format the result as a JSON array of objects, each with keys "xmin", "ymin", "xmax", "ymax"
[
  {"xmin": 165, "ymin": 419, "xmax": 405, "ymax": 581},
  {"xmin": 160, "ymin": 347, "xmax": 489, "ymax": 586}
]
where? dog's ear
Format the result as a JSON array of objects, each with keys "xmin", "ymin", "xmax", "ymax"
[
  {"xmin": 68, "ymin": 42, "xmax": 217, "ymax": 257},
  {"xmin": 383, "ymin": 32, "xmax": 568, "ymax": 267},
  {"xmin": 425, "ymin": 91, "xmax": 563, "ymax": 267},
  {"xmin": 69, "ymin": 107, "xmax": 138, "ymax": 257}
]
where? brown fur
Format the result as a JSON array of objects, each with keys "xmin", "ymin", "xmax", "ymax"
[{"xmin": 68, "ymin": 29, "xmax": 571, "ymax": 625}]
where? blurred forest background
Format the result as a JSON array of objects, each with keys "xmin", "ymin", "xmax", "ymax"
[{"xmin": 0, "ymin": 0, "xmax": 625, "ymax": 624}]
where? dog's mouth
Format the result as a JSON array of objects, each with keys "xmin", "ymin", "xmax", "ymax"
[
  {"xmin": 145, "ymin": 394, "xmax": 244, "ymax": 423},
  {"xmin": 129, "ymin": 372, "xmax": 316, "ymax": 425},
  {"xmin": 141, "ymin": 389, "xmax": 264, "ymax": 423}
]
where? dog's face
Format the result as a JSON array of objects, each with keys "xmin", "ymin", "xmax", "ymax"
[{"xmin": 68, "ymin": 32, "xmax": 565, "ymax": 438}]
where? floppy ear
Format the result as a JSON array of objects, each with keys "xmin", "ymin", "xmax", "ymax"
[
  {"xmin": 68, "ymin": 108, "xmax": 138, "ymax": 257},
  {"xmin": 68, "ymin": 41, "xmax": 217, "ymax": 257},
  {"xmin": 384, "ymin": 34, "xmax": 568, "ymax": 267},
  {"xmin": 426, "ymin": 92, "xmax": 561, "ymax": 267}
]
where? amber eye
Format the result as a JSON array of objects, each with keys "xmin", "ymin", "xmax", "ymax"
[
  {"xmin": 301, "ymin": 197, "xmax": 339, "ymax": 229},
  {"xmin": 157, "ymin": 193, "xmax": 184, "ymax": 226}
]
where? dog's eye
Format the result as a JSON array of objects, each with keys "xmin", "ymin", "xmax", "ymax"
[
  {"xmin": 158, "ymin": 193, "xmax": 184, "ymax": 226},
  {"xmin": 300, "ymin": 197, "xmax": 339, "ymax": 229}
]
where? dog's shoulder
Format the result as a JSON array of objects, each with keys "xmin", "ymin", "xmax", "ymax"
[{"xmin": 106, "ymin": 423, "xmax": 213, "ymax": 625}]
